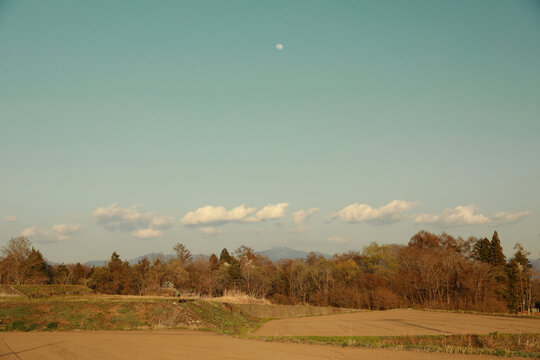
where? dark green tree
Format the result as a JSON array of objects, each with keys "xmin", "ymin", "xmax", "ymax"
[
  {"xmin": 218, "ymin": 248, "xmax": 242, "ymax": 287},
  {"xmin": 512, "ymin": 247, "xmax": 532, "ymax": 269},
  {"xmin": 219, "ymin": 248, "xmax": 233, "ymax": 264},
  {"xmin": 108, "ymin": 251, "xmax": 124, "ymax": 294},
  {"xmin": 473, "ymin": 238, "xmax": 491, "ymax": 262},
  {"xmin": 506, "ymin": 259, "xmax": 521, "ymax": 313},
  {"xmin": 489, "ymin": 231, "xmax": 506, "ymax": 267},
  {"xmin": 227, "ymin": 261, "xmax": 243, "ymax": 287}
]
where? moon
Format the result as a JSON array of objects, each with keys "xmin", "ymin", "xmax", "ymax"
[{"xmin": 276, "ymin": 43, "xmax": 284, "ymax": 50}]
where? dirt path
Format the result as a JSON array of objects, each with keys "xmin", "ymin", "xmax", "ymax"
[
  {"xmin": 0, "ymin": 330, "xmax": 513, "ymax": 360},
  {"xmin": 254, "ymin": 309, "xmax": 540, "ymax": 336}
]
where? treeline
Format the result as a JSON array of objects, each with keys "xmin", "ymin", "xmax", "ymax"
[{"xmin": 0, "ymin": 231, "xmax": 538, "ymax": 313}]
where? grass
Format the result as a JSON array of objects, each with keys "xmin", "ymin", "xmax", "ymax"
[
  {"xmin": 0, "ymin": 297, "xmax": 265, "ymax": 334},
  {"xmin": 203, "ymin": 290, "xmax": 272, "ymax": 305},
  {"xmin": 188, "ymin": 300, "xmax": 266, "ymax": 335},
  {"xmin": 413, "ymin": 307, "xmax": 540, "ymax": 320},
  {"xmin": 254, "ymin": 333, "xmax": 540, "ymax": 358},
  {"xmin": 12, "ymin": 285, "xmax": 94, "ymax": 298}
]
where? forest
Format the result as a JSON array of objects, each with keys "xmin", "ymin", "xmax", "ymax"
[{"xmin": 1, "ymin": 230, "xmax": 538, "ymax": 314}]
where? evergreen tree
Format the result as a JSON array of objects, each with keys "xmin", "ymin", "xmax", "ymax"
[
  {"xmin": 108, "ymin": 252, "xmax": 124, "ymax": 294},
  {"xmin": 27, "ymin": 248, "xmax": 51, "ymax": 284},
  {"xmin": 54, "ymin": 263, "xmax": 71, "ymax": 284},
  {"xmin": 512, "ymin": 248, "xmax": 531, "ymax": 269},
  {"xmin": 219, "ymin": 248, "xmax": 232, "ymax": 263},
  {"xmin": 173, "ymin": 243, "xmax": 192, "ymax": 266},
  {"xmin": 472, "ymin": 238, "xmax": 491, "ymax": 262},
  {"xmin": 509, "ymin": 244, "xmax": 533, "ymax": 313},
  {"xmin": 209, "ymin": 254, "xmax": 219, "ymax": 271},
  {"xmin": 506, "ymin": 260, "xmax": 521, "ymax": 313},
  {"xmin": 227, "ymin": 261, "xmax": 242, "ymax": 286},
  {"xmin": 72, "ymin": 262, "xmax": 86, "ymax": 284},
  {"xmin": 489, "ymin": 231, "xmax": 506, "ymax": 267}
]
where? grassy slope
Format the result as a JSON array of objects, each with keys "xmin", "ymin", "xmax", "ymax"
[
  {"xmin": 12, "ymin": 285, "xmax": 94, "ymax": 298},
  {"xmin": 0, "ymin": 298, "xmax": 264, "ymax": 335}
]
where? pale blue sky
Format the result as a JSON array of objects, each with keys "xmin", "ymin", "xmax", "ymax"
[{"xmin": 1, "ymin": 0, "xmax": 539, "ymax": 262}]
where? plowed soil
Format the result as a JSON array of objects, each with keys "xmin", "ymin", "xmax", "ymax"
[
  {"xmin": 254, "ymin": 309, "xmax": 540, "ymax": 336},
  {"xmin": 0, "ymin": 330, "xmax": 515, "ymax": 360}
]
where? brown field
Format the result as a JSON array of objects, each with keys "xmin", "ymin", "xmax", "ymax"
[
  {"xmin": 0, "ymin": 330, "xmax": 518, "ymax": 360},
  {"xmin": 1, "ymin": 296, "xmax": 538, "ymax": 359},
  {"xmin": 254, "ymin": 309, "xmax": 540, "ymax": 336}
]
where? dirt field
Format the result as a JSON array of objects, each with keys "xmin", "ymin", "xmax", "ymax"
[
  {"xmin": 230, "ymin": 303, "xmax": 357, "ymax": 319},
  {"xmin": 254, "ymin": 309, "xmax": 540, "ymax": 336},
  {"xmin": 0, "ymin": 330, "xmax": 516, "ymax": 360}
]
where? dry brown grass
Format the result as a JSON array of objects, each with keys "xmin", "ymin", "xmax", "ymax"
[
  {"xmin": 256, "ymin": 333, "xmax": 540, "ymax": 358},
  {"xmin": 203, "ymin": 290, "xmax": 272, "ymax": 305}
]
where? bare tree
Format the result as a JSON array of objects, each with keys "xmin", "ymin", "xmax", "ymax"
[{"xmin": 0, "ymin": 236, "xmax": 42, "ymax": 284}]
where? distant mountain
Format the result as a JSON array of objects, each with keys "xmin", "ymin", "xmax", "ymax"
[
  {"xmin": 257, "ymin": 246, "xmax": 331, "ymax": 262},
  {"xmin": 84, "ymin": 252, "xmax": 175, "ymax": 267},
  {"xmin": 84, "ymin": 259, "xmax": 107, "ymax": 267},
  {"xmin": 82, "ymin": 248, "xmax": 332, "ymax": 266},
  {"xmin": 127, "ymin": 252, "xmax": 175, "ymax": 265}
]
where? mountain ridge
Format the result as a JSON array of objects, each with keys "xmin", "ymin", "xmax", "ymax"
[{"xmin": 81, "ymin": 246, "xmax": 331, "ymax": 266}]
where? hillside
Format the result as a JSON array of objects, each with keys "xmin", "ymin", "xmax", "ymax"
[{"xmin": 0, "ymin": 298, "xmax": 263, "ymax": 334}]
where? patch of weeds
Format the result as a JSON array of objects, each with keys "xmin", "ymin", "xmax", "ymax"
[
  {"xmin": 255, "ymin": 334, "xmax": 540, "ymax": 358},
  {"xmin": 112, "ymin": 307, "xmax": 141, "ymax": 330},
  {"xmin": 9, "ymin": 320, "xmax": 26, "ymax": 331},
  {"xmin": 7, "ymin": 320, "xmax": 37, "ymax": 331},
  {"xmin": 25, "ymin": 323, "xmax": 38, "ymax": 331},
  {"xmin": 46, "ymin": 321, "xmax": 59, "ymax": 330}
]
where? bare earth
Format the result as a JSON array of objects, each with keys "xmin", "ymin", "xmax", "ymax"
[
  {"xmin": 0, "ymin": 330, "xmax": 516, "ymax": 360},
  {"xmin": 254, "ymin": 309, "xmax": 540, "ymax": 336}
]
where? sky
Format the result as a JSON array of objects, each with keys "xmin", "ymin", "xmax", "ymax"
[{"xmin": 1, "ymin": 0, "xmax": 539, "ymax": 263}]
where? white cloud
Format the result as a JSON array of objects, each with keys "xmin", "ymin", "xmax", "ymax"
[
  {"xmin": 181, "ymin": 203, "xmax": 288, "ymax": 226},
  {"xmin": 245, "ymin": 203, "xmax": 289, "ymax": 223},
  {"xmin": 328, "ymin": 200, "xmax": 418, "ymax": 224},
  {"xmin": 415, "ymin": 205, "xmax": 530, "ymax": 227},
  {"xmin": 132, "ymin": 228, "xmax": 163, "ymax": 239},
  {"xmin": 93, "ymin": 203, "xmax": 174, "ymax": 232},
  {"xmin": 51, "ymin": 224, "xmax": 82, "ymax": 241},
  {"xmin": 327, "ymin": 236, "xmax": 350, "ymax": 244},
  {"xmin": 181, "ymin": 205, "xmax": 255, "ymax": 226},
  {"xmin": 490, "ymin": 211, "xmax": 530, "ymax": 226},
  {"xmin": 2, "ymin": 216, "xmax": 17, "ymax": 223},
  {"xmin": 21, "ymin": 226, "xmax": 37, "ymax": 237},
  {"xmin": 150, "ymin": 215, "xmax": 175, "ymax": 229},
  {"xmin": 200, "ymin": 227, "xmax": 223, "ymax": 236},
  {"xmin": 292, "ymin": 208, "xmax": 320, "ymax": 225},
  {"xmin": 20, "ymin": 224, "xmax": 82, "ymax": 243}
]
